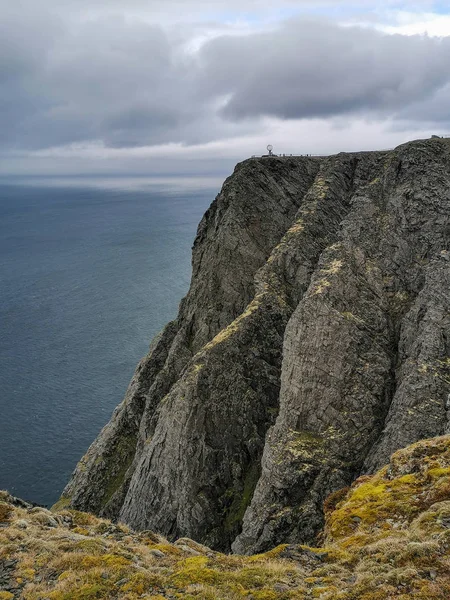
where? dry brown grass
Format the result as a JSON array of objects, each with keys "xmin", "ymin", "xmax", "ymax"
[
  {"xmin": 0, "ymin": 503, "xmax": 12, "ymax": 523},
  {"xmin": 2, "ymin": 435, "xmax": 450, "ymax": 599}
]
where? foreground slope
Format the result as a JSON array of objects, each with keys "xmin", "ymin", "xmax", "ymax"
[
  {"xmin": 3, "ymin": 436, "xmax": 450, "ymax": 599},
  {"xmin": 63, "ymin": 138, "xmax": 449, "ymax": 553}
]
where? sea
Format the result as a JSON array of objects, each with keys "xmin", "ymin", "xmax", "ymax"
[{"xmin": 0, "ymin": 176, "xmax": 220, "ymax": 507}]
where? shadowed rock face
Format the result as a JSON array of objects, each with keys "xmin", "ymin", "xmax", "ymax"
[{"xmin": 63, "ymin": 139, "xmax": 450, "ymax": 554}]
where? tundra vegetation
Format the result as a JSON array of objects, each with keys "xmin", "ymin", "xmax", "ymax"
[{"xmin": 2, "ymin": 435, "xmax": 450, "ymax": 599}]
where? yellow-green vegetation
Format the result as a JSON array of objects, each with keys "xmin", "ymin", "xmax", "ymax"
[
  {"xmin": 51, "ymin": 497, "xmax": 71, "ymax": 512},
  {"xmin": 285, "ymin": 429, "xmax": 326, "ymax": 461},
  {"xmin": 340, "ymin": 311, "xmax": 366, "ymax": 325},
  {"xmin": 203, "ymin": 296, "xmax": 262, "ymax": 351},
  {"xmin": 311, "ymin": 175, "xmax": 329, "ymax": 199},
  {"xmin": 223, "ymin": 464, "xmax": 261, "ymax": 534},
  {"xmin": 320, "ymin": 259, "xmax": 343, "ymax": 276},
  {"xmin": 2, "ymin": 435, "xmax": 450, "ymax": 599},
  {"xmin": 311, "ymin": 278, "xmax": 331, "ymax": 295},
  {"xmin": 98, "ymin": 434, "xmax": 137, "ymax": 509}
]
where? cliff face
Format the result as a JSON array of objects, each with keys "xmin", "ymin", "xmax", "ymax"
[{"xmin": 63, "ymin": 139, "xmax": 450, "ymax": 554}]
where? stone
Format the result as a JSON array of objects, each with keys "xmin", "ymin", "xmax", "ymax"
[
  {"xmin": 29, "ymin": 507, "xmax": 52, "ymax": 515},
  {"xmin": 273, "ymin": 583, "xmax": 290, "ymax": 592},
  {"xmin": 32, "ymin": 513, "xmax": 59, "ymax": 528},
  {"xmin": 279, "ymin": 545, "xmax": 326, "ymax": 563},
  {"xmin": 176, "ymin": 544, "xmax": 201, "ymax": 556}
]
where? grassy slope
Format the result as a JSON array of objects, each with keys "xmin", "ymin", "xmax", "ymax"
[{"xmin": 2, "ymin": 435, "xmax": 450, "ymax": 599}]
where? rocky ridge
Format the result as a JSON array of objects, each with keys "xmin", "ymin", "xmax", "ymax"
[{"xmin": 62, "ymin": 138, "xmax": 450, "ymax": 554}]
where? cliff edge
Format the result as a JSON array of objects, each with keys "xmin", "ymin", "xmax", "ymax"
[{"xmin": 62, "ymin": 138, "xmax": 450, "ymax": 554}]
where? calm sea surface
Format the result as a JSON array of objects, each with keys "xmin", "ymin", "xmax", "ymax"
[{"xmin": 0, "ymin": 178, "xmax": 219, "ymax": 506}]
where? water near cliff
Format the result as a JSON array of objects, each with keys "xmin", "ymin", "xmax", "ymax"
[{"xmin": 0, "ymin": 178, "xmax": 216, "ymax": 506}]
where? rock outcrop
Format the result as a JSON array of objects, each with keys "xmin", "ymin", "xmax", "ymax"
[{"xmin": 63, "ymin": 138, "xmax": 450, "ymax": 554}]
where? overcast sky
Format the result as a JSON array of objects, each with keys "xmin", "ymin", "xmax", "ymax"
[{"xmin": 2, "ymin": 0, "xmax": 450, "ymax": 176}]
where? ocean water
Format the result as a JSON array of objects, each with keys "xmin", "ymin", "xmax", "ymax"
[{"xmin": 0, "ymin": 178, "xmax": 218, "ymax": 506}]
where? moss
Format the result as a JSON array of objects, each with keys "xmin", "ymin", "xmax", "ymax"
[
  {"xmin": 0, "ymin": 593, "xmax": 14, "ymax": 600},
  {"xmin": 224, "ymin": 463, "xmax": 260, "ymax": 532},
  {"xmin": 285, "ymin": 429, "xmax": 325, "ymax": 460},
  {"xmin": 52, "ymin": 496, "xmax": 71, "ymax": 512},
  {"xmin": 72, "ymin": 539, "xmax": 106, "ymax": 554},
  {"xmin": 323, "ymin": 487, "xmax": 350, "ymax": 515},
  {"xmin": 101, "ymin": 433, "xmax": 137, "ymax": 508},
  {"xmin": 250, "ymin": 591, "xmax": 279, "ymax": 600},
  {"xmin": 48, "ymin": 581, "xmax": 115, "ymax": 600},
  {"xmin": 234, "ymin": 566, "xmax": 278, "ymax": 589},
  {"xmin": 70, "ymin": 510, "xmax": 98, "ymax": 527},
  {"xmin": 149, "ymin": 542, "xmax": 181, "ymax": 555},
  {"xmin": 312, "ymin": 278, "xmax": 331, "ymax": 295},
  {"xmin": 321, "ymin": 259, "xmax": 343, "ymax": 275},
  {"xmin": 429, "ymin": 466, "xmax": 450, "ymax": 478},
  {"xmin": 204, "ymin": 296, "xmax": 261, "ymax": 350},
  {"xmin": 120, "ymin": 571, "xmax": 164, "ymax": 594},
  {"xmin": 327, "ymin": 472, "xmax": 422, "ymax": 539},
  {"xmin": 19, "ymin": 567, "xmax": 36, "ymax": 580},
  {"xmin": 72, "ymin": 526, "xmax": 90, "ymax": 536},
  {"xmin": 311, "ymin": 176, "xmax": 329, "ymax": 199},
  {"xmin": 248, "ymin": 545, "xmax": 288, "ymax": 561},
  {"xmin": 171, "ymin": 557, "xmax": 220, "ymax": 587}
]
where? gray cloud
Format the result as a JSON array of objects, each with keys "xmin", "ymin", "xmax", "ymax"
[
  {"xmin": 1, "ymin": 2, "xmax": 450, "ymax": 156},
  {"xmin": 200, "ymin": 20, "xmax": 450, "ymax": 123}
]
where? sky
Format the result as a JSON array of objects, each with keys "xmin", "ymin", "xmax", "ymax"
[{"xmin": 2, "ymin": 0, "xmax": 450, "ymax": 177}]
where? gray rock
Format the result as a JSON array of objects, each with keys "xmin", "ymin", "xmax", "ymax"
[
  {"xmin": 62, "ymin": 156, "xmax": 319, "ymax": 525},
  {"xmin": 234, "ymin": 140, "xmax": 450, "ymax": 554},
  {"xmin": 274, "ymin": 583, "xmax": 290, "ymax": 592},
  {"xmin": 32, "ymin": 513, "xmax": 59, "ymax": 528},
  {"xmin": 62, "ymin": 139, "xmax": 450, "ymax": 555},
  {"xmin": 176, "ymin": 544, "xmax": 201, "ymax": 556},
  {"xmin": 279, "ymin": 545, "xmax": 327, "ymax": 562},
  {"xmin": 174, "ymin": 537, "xmax": 211, "ymax": 554}
]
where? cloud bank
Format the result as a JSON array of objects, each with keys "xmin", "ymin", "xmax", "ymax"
[{"xmin": 1, "ymin": 1, "xmax": 450, "ymax": 174}]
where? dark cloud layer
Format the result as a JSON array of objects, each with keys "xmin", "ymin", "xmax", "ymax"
[
  {"xmin": 205, "ymin": 21, "xmax": 450, "ymax": 122},
  {"xmin": 2, "ymin": 4, "xmax": 450, "ymax": 152}
]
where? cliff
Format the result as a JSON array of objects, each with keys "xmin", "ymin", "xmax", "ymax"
[
  {"xmin": 62, "ymin": 138, "xmax": 450, "ymax": 555},
  {"xmin": 3, "ymin": 435, "xmax": 450, "ymax": 599}
]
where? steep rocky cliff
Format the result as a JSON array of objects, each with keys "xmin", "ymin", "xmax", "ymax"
[{"xmin": 62, "ymin": 138, "xmax": 450, "ymax": 554}]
